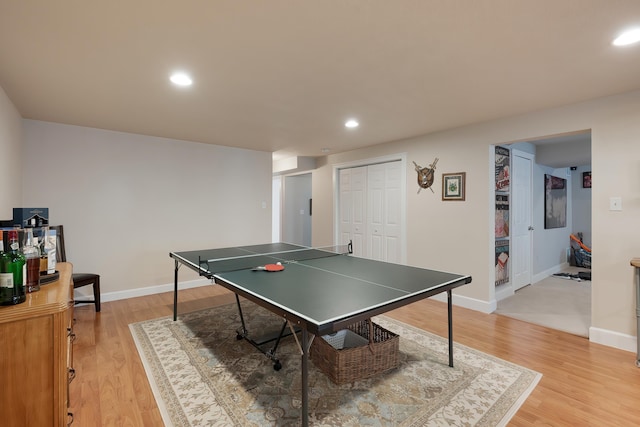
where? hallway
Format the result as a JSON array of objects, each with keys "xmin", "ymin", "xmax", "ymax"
[{"xmin": 495, "ymin": 266, "xmax": 591, "ymax": 337}]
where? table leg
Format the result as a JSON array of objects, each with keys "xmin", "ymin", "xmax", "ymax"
[
  {"xmin": 448, "ymin": 289, "xmax": 453, "ymax": 367},
  {"xmin": 635, "ymin": 267, "xmax": 640, "ymax": 367},
  {"xmin": 301, "ymin": 329, "xmax": 309, "ymax": 427},
  {"xmin": 173, "ymin": 259, "xmax": 179, "ymax": 321}
]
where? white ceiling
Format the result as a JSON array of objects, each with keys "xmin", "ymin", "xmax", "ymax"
[
  {"xmin": 0, "ymin": 1, "xmax": 638, "ymax": 160},
  {"xmin": 526, "ymin": 131, "xmax": 592, "ymax": 168}
]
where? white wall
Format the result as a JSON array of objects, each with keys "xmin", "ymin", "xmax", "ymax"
[
  {"xmin": 314, "ymin": 133, "xmax": 492, "ymax": 305},
  {"xmin": 536, "ymin": 139, "xmax": 591, "ymax": 168},
  {"xmin": 533, "ymin": 166, "xmax": 573, "ymax": 274},
  {"xmin": 0, "ymin": 86, "xmax": 23, "ymax": 219},
  {"xmin": 272, "ymin": 175, "xmax": 282, "ymax": 242},
  {"xmin": 312, "ymin": 89, "xmax": 640, "ymax": 352},
  {"xmin": 572, "ymin": 165, "xmax": 592, "ymax": 247},
  {"xmin": 22, "ymin": 120, "xmax": 272, "ymax": 298},
  {"xmin": 502, "ymin": 142, "xmax": 591, "ymax": 279}
]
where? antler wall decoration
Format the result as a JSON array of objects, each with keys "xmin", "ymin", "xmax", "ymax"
[{"xmin": 413, "ymin": 158, "xmax": 439, "ymax": 194}]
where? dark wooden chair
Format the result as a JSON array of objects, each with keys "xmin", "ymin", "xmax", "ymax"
[{"xmin": 52, "ymin": 225, "xmax": 101, "ymax": 312}]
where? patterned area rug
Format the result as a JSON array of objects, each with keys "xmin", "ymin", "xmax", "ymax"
[{"xmin": 130, "ymin": 302, "xmax": 540, "ymax": 426}]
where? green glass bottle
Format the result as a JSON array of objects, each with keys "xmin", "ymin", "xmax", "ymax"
[{"xmin": 0, "ymin": 230, "xmax": 27, "ymax": 305}]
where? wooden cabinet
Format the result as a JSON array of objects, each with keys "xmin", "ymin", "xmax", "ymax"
[{"xmin": 0, "ymin": 262, "xmax": 74, "ymax": 427}]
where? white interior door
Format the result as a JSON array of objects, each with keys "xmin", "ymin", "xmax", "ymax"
[
  {"xmin": 512, "ymin": 151, "xmax": 533, "ymax": 290},
  {"xmin": 340, "ymin": 161, "xmax": 402, "ymax": 262},
  {"xmin": 339, "ymin": 167, "xmax": 366, "ymax": 257},
  {"xmin": 367, "ymin": 164, "xmax": 384, "ymax": 260},
  {"xmin": 384, "ymin": 161, "xmax": 402, "ymax": 263},
  {"xmin": 367, "ymin": 161, "xmax": 401, "ymax": 263}
]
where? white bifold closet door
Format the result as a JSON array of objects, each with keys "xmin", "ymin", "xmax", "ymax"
[{"xmin": 339, "ymin": 161, "xmax": 402, "ymax": 262}]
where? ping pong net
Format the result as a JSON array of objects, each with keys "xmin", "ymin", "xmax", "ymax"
[{"xmin": 197, "ymin": 242, "xmax": 352, "ymax": 276}]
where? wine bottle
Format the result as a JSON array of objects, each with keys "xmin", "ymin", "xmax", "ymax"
[
  {"xmin": 0, "ymin": 233, "xmax": 7, "ymax": 304},
  {"xmin": 43, "ymin": 227, "xmax": 56, "ymax": 274},
  {"xmin": 0, "ymin": 230, "xmax": 26, "ymax": 305},
  {"xmin": 40, "ymin": 226, "xmax": 49, "ymax": 273},
  {"xmin": 23, "ymin": 227, "xmax": 41, "ymax": 293}
]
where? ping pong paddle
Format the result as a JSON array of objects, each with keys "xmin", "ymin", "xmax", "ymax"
[{"xmin": 252, "ymin": 263, "xmax": 284, "ymax": 272}]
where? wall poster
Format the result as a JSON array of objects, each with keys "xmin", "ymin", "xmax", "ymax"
[
  {"xmin": 544, "ymin": 174, "xmax": 567, "ymax": 229},
  {"xmin": 495, "ymin": 194, "xmax": 509, "ymax": 238},
  {"xmin": 495, "ymin": 146, "xmax": 511, "ymax": 286},
  {"xmin": 495, "ymin": 146, "xmax": 510, "ymax": 191},
  {"xmin": 495, "ymin": 239, "xmax": 510, "ymax": 286}
]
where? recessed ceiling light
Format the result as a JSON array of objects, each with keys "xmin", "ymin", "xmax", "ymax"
[
  {"xmin": 613, "ymin": 28, "xmax": 640, "ymax": 46},
  {"xmin": 345, "ymin": 119, "xmax": 359, "ymax": 128},
  {"xmin": 321, "ymin": 148, "xmax": 331, "ymax": 153},
  {"xmin": 170, "ymin": 72, "xmax": 193, "ymax": 86}
]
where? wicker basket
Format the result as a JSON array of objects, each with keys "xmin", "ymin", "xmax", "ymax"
[{"xmin": 310, "ymin": 319, "xmax": 399, "ymax": 384}]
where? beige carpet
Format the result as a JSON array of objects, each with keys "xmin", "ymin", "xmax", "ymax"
[
  {"xmin": 495, "ymin": 267, "xmax": 591, "ymax": 337},
  {"xmin": 130, "ymin": 302, "xmax": 541, "ymax": 426}
]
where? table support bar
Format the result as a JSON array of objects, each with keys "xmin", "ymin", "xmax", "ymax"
[
  {"xmin": 448, "ymin": 289, "xmax": 454, "ymax": 367},
  {"xmin": 635, "ymin": 266, "xmax": 640, "ymax": 367},
  {"xmin": 301, "ymin": 329, "xmax": 309, "ymax": 427}
]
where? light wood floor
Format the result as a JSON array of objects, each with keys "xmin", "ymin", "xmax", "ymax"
[{"xmin": 70, "ymin": 285, "xmax": 640, "ymax": 426}]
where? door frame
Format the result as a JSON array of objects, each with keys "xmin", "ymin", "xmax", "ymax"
[{"xmin": 332, "ymin": 153, "xmax": 407, "ymax": 264}]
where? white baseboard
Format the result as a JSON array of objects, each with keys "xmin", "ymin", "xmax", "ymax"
[
  {"xmin": 532, "ymin": 262, "xmax": 569, "ymax": 284},
  {"xmin": 495, "ymin": 284, "xmax": 514, "ymax": 302},
  {"xmin": 82, "ymin": 278, "xmax": 636, "ymax": 357},
  {"xmin": 430, "ymin": 292, "xmax": 496, "ymax": 314},
  {"xmin": 95, "ymin": 282, "xmax": 496, "ymax": 313},
  {"xmin": 436, "ymin": 291, "xmax": 637, "ymax": 356},
  {"xmin": 75, "ymin": 278, "xmax": 212, "ymax": 303},
  {"xmin": 589, "ymin": 327, "xmax": 637, "ymax": 355}
]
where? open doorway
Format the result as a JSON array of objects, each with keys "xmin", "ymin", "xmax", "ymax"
[
  {"xmin": 281, "ymin": 173, "xmax": 312, "ymax": 246},
  {"xmin": 495, "ymin": 131, "xmax": 592, "ymax": 337}
]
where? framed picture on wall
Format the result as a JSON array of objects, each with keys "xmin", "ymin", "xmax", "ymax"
[
  {"xmin": 442, "ymin": 172, "xmax": 466, "ymax": 201},
  {"xmin": 583, "ymin": 171, "xmax": 592, "ymax": 188},
  {"xmin": 544, "ymin": 174, "xmax": 567, "ymax": 229}
]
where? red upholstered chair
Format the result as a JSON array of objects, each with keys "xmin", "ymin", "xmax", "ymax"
[{"xmin": 52, "ymin": 225, "xmax": 101, "ymax": 312}]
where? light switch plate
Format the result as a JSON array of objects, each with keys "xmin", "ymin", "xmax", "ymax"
[{"xmin": 610, "ymin": 197, "xmax": 622, "ymax": 211}]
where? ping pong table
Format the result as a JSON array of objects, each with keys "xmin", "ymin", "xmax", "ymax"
[{"xmin": 170, "ymin": 242, "xmax": 472, "ymax": 426}]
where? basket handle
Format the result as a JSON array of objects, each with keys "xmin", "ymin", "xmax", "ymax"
[{"xmin": 367, "ymin": 318, "xmax": 375, "ymax": 354}]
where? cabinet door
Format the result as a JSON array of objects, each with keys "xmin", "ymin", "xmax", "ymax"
[{"xmin": 0, "ymin": 316, "xmax": 55, "ymax": 426}]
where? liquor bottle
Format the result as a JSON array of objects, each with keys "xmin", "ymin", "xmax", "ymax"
[
  {"xmin": 0, "ymin": 230, "xmax": 26, "ymax": 305},
  {"xmin": 23, "ymin": 227, "xmax": 41, "ymax": 293},
  {"xmin": 42, "ymin": 226, "xmax": 56, "ymax": 274},
  {"xmin": 40, "ymin": 226, "xmax": 48, "ymax": 273},
  {"xmin": 0, "ymin": 232, "xmax": 6, "ymax": 304}
]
